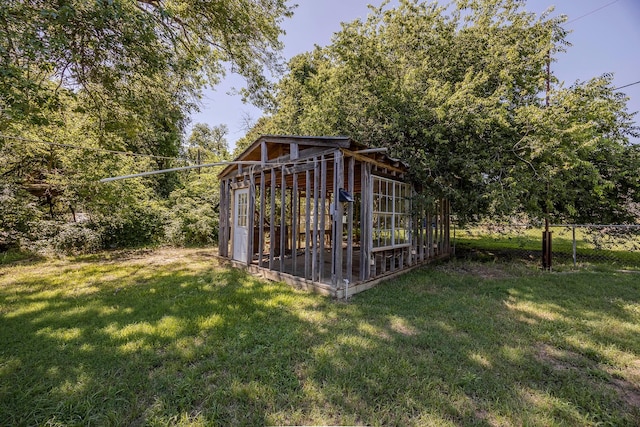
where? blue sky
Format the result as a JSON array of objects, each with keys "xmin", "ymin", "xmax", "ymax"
[{"xmin": 189, "ymin": 0, "xmax": 640, "ymax": 148}]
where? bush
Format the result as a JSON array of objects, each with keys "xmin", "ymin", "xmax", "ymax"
[
  {"xmin": 165, "ymin": 200, "xmax": 218, "ymax": 246},
  {"xmin": 53, "ymin": 223, "xmax": 102, "ymax": 254},
  {"xmin": 96, "ymin": 204, "xmax": 167, "ymax": 248},
  {"xmin": 0, "ymin": 183, "xmax": 41, "ymax": 251}
]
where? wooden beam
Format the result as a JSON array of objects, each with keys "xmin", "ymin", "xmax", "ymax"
[
  {"xmin": 305, "ymin": 169, "xmax": 311, "ymax": 280},
  {"xmin": 269, "ymin": 169, "xmax": 276, "ymax": 270},
  {"xmin": 332, "ymin": 151, "xmax": 344, "ymax": 289},
  {"xmin": 261, "ymin": 140, "xmax": 268, "ymax": 164},
  {"xmin": 221, "ymin": 147, "xmax": 339, "ymax": 188},
  {"xmin": 341, "ymin": 148, "xmax": 406, "ymax": 174},
  {"xmin": 280, "ymin": 165, "xmax": 286, "ymax": 273},
  {"xmin": 291, "ymin": 172, "xmax": 298, "ymax": 276},
  {"xmin": 319, "ymin": 155, "xmax": 327, "ymax": 283},
  {"xmin": 262, "ymin": 136, "xmax": 350, "ymax": 148},
  {"xmin": 360, "ymin": 163, "xmax": 372, "ymax": 281},
  {"xmin": 258, "ymin": 171, "xmax": 265, "ymax": 268},
  {"xmin": 312, "ymin": 158, "xmax": 319, "ymax": 282},
  {"xmin": 247, "ymin": 171, "xmax": 256, "ymax": 266},
  {"xmin": 346, "ymin": 155, "xmax": 355, "ymax": 284}
]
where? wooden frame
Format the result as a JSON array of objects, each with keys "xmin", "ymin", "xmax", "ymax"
[{"xmin": 218, "ymin": 135, "xmax": 452, "ymax": 298}]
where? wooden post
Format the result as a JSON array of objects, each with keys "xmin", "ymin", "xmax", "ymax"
[
  {"xmin": 305, "ymin": 168, "xmax": 311, "ymax": 280},
  {"xmin": 280, "ymin": 165, "xmax": 286, "ymax": 273},
  {"xmin": 418, "ymin": 206, "xmax": 424, "ymax": 263},
  {"xmin": 346, "ymin": 156, "xmax": 355, "ymax": 283},
  {"xmin": 571, "ymin": 225, "xmax": 578, "ymax": 267},
  {"xmin": 261, "ymin": 140, "xmax": 268, "ymax": 164},
  {"xmin": 542, "ymin": 221, "xmax": 552, "ymax": 270},
  {"xmin": 247, "ymin": 172, "xmax": 255, "ymax": 265},
  {"xmin": 447, "ymin": 199, "xmax": 451, "ymax": 252},
  {"xmin": 427, "ymin": 211, "xmax": 432, "ymax": 259},
  {"xmin": 440, "ymin": 200, "xmax": 444, "ymax": 253},
  {"xmin": 319, "ymin": 155, "xmax": 327, "ymax": 282},
  {"xmin": 218, "ymin": 179, "xmax": 225, "ymax": 257},
  {"xmin": 269, "ymin": 168, "xmax": 276, "ymax": 270},
  {"xmin": 292, "ymin": 172, "xmax": 298, "ymax": 276},
  {"xmin": 332, "ymin": 151, "xmax": 344, "ymax": 290},
  {"xmin": 360, "ymin": 162, "xmax": 372, "ymax": 281},
  {"xmin": 414, "ymin": 207, "xmax": 418, "ymax": 264},
  {"xmin": 258, "ymin": 171, "xmax": 265, "ymax": 268},
  {"xmin": 312, "ymin": 158, "xmax": 320, "ymax": 282}
]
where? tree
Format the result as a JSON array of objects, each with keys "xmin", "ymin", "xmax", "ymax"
[
  {"xmin": 184, "ymin": 123, "xmax": 230, "ymax": 164},
  {"xmin": 166, "ymin": 123, "xmax": 229, "ymax": 246},
  {"xmin": 0, "ymin": 0, "xmax": 293, "ymax": 128},
  {"xmin": 0, "ymin": 0, "xmax": 294, "ymax": 252},
  {"xmin": 267, "ymin": 0, "xmax": 639, "ymax": 223},
  {"xmin": 512, "ymin": 75, "xmax": 640, "ymax": 223}
]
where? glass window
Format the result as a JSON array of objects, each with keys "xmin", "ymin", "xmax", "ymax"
[
  {"xmin": 237, "ymin": 192, "xmax": 248, "ymax": 227},
  {"xmin": 372, "ymin": 177, "xmax": 411, "ymax": 248}
]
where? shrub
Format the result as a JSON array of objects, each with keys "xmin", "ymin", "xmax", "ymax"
[
  {"xmin": 52, "ymin": 223, "xmax": 102, "ymax": 254},
  {"xmin": 165, "ymin": 199, "xmax": 218, "ymax": 246}
]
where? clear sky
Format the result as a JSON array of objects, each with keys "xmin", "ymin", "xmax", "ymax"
[{"xmin": 189, "ymin": 0, "xmax": 640, "ymax": 148}]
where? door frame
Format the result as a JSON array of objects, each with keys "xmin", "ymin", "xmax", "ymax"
[{"xmin": 232, "ymin": 187, "xmax": 250, "ymax": 262}]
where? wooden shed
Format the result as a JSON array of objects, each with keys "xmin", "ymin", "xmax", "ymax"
[{"xmin": 218, "ymin": 135, "xmax": 451, "ymax": 298}]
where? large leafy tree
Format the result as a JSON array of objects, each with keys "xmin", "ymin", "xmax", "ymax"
[
  {"xmin": 0, "ymin": 0, "xmax": 293, "ymax": 251},
  {"xmin": 266, "ymin": 0, "xmax": 639, "ymax": 223},
  {"xmin": 0, "ymin": 0, "xmax": 293, "ymax": 127}
]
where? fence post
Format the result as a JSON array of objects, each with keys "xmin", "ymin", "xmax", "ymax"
[
  {"xmin": 452, "ymin": 221, "xmax": 456, "ymax": 256},
  {"xmin": 572, "ymin": 226, "xmax": 577, "ymax": 266},
  {"xmin": 542, "ymin": 219, "xmax": 552, "ymax": 270}
]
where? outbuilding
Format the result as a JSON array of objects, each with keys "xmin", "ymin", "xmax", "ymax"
[{"xmin": 218, "ymin": 135, "xmax": 451, "ymax": 298}]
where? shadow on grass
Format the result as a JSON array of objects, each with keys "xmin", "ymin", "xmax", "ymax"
[
  {"xmin": 1, "ymin": 252, "xmax": 639, "ymax": 425},
  {"xmin": 296, "ymin": 264, "xmax": 640, "ymax": 426},
  {"xmin": 456, "ymin": 235, "xmax": 640, "ymax": 270},
  {"xmin": 1, "ymin": 259, "xmax": 324, "ymax": 425}
]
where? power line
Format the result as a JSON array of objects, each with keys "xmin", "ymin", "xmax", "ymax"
[
  {"xmin": 566, "ymin": 0, "xmax": 620, "ymax": 24},
  {"xmin": 100, "ymin": 146, "xmax": 377, "ymax": 182},
  {"xmin": 613, "ymin": 80, "xmax": 640, "ymax": 91},
  {"xmin": 0, "ymin": 134, "xmax": 184, "ymax": 162}
]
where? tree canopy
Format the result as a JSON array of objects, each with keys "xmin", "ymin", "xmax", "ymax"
[
  {"xmin": 0, "ymin": 0, "xmax": 293, "ymax": 252},
  {"xmin": 264, "ymin": 0, "xmax": 639, "ymax": 223},
  {"xmin": 1, "ymin": 0, "xmax": 293, "ymax": 127}
]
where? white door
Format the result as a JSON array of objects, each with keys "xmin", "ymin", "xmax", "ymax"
[{"xmin": 233, "ymin": 188, "xmax": 250, "ymax": 262}]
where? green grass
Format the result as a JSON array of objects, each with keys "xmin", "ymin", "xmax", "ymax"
[
  {"xmin": 0, "ymin": 249, "xmax": 40, "ymax": 266},
  {"xmin": 455, "ymin": 226, "xmax": 640, "ymax": 269},
  {"xmin": 1, "ymin": 248, "xmax": 639, "ymax": 426}
]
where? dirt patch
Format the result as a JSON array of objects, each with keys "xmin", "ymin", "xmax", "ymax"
[
  {"xmin": 610, "ymin": 378, "xmax": 640, "ymax": 409},
  {"xmin": 535, "ymin": 344, "xmax": 585, "ymax": 371},
  {"xmin": 70, "ymin": 247, "xmax": 217, "ymax": 266},
  {"xmin": 535, "ymin": 344, "xmax": 640, "ymax": 409},
  {"xmin": 435, "ymin": 261, "xmax": 519, "ymax": 279}
]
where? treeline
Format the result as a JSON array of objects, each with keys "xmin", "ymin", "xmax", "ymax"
[
  {"xmin": 0, "ymin": 0, "xmax": 292, "ymax": 254},
  {"xmin": 241, "ymin": 0, "xmax": 640, "ymax": 225},
  {"xmin": 2, "ymin": 0, "xmax": 640, "ymax": 256},
  {"xmin": 1, "ymin": 121, "xmax": 229, "ymax": 254}
]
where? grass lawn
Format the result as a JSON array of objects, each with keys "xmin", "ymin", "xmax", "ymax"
[
  {"xmin": 1, "ymin": 248, "xmax": 639, "ymax": 426},
  {"xmin": 455, "ymin": 226, "xmax": 640, "ymax": 269}
]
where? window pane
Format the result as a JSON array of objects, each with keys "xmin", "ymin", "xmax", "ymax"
[{"xmin": 371, "ymin": 177, "xmax": 412, "ymax": 249}]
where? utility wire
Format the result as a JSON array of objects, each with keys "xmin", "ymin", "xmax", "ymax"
[
  {"xmin": 566, "ymin": 0, "xmax": 620, "ymax": 24},
  {"xmin": 0, "ymin": 134, "xmax": 185, "ymax": 162},
  {"xmin": 613, "ymin": 80, "xmax": 640, "ymax": 91},
  {"xmin": 559, "ymin": 2, "xmax": 636, "ymax": 94}
]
